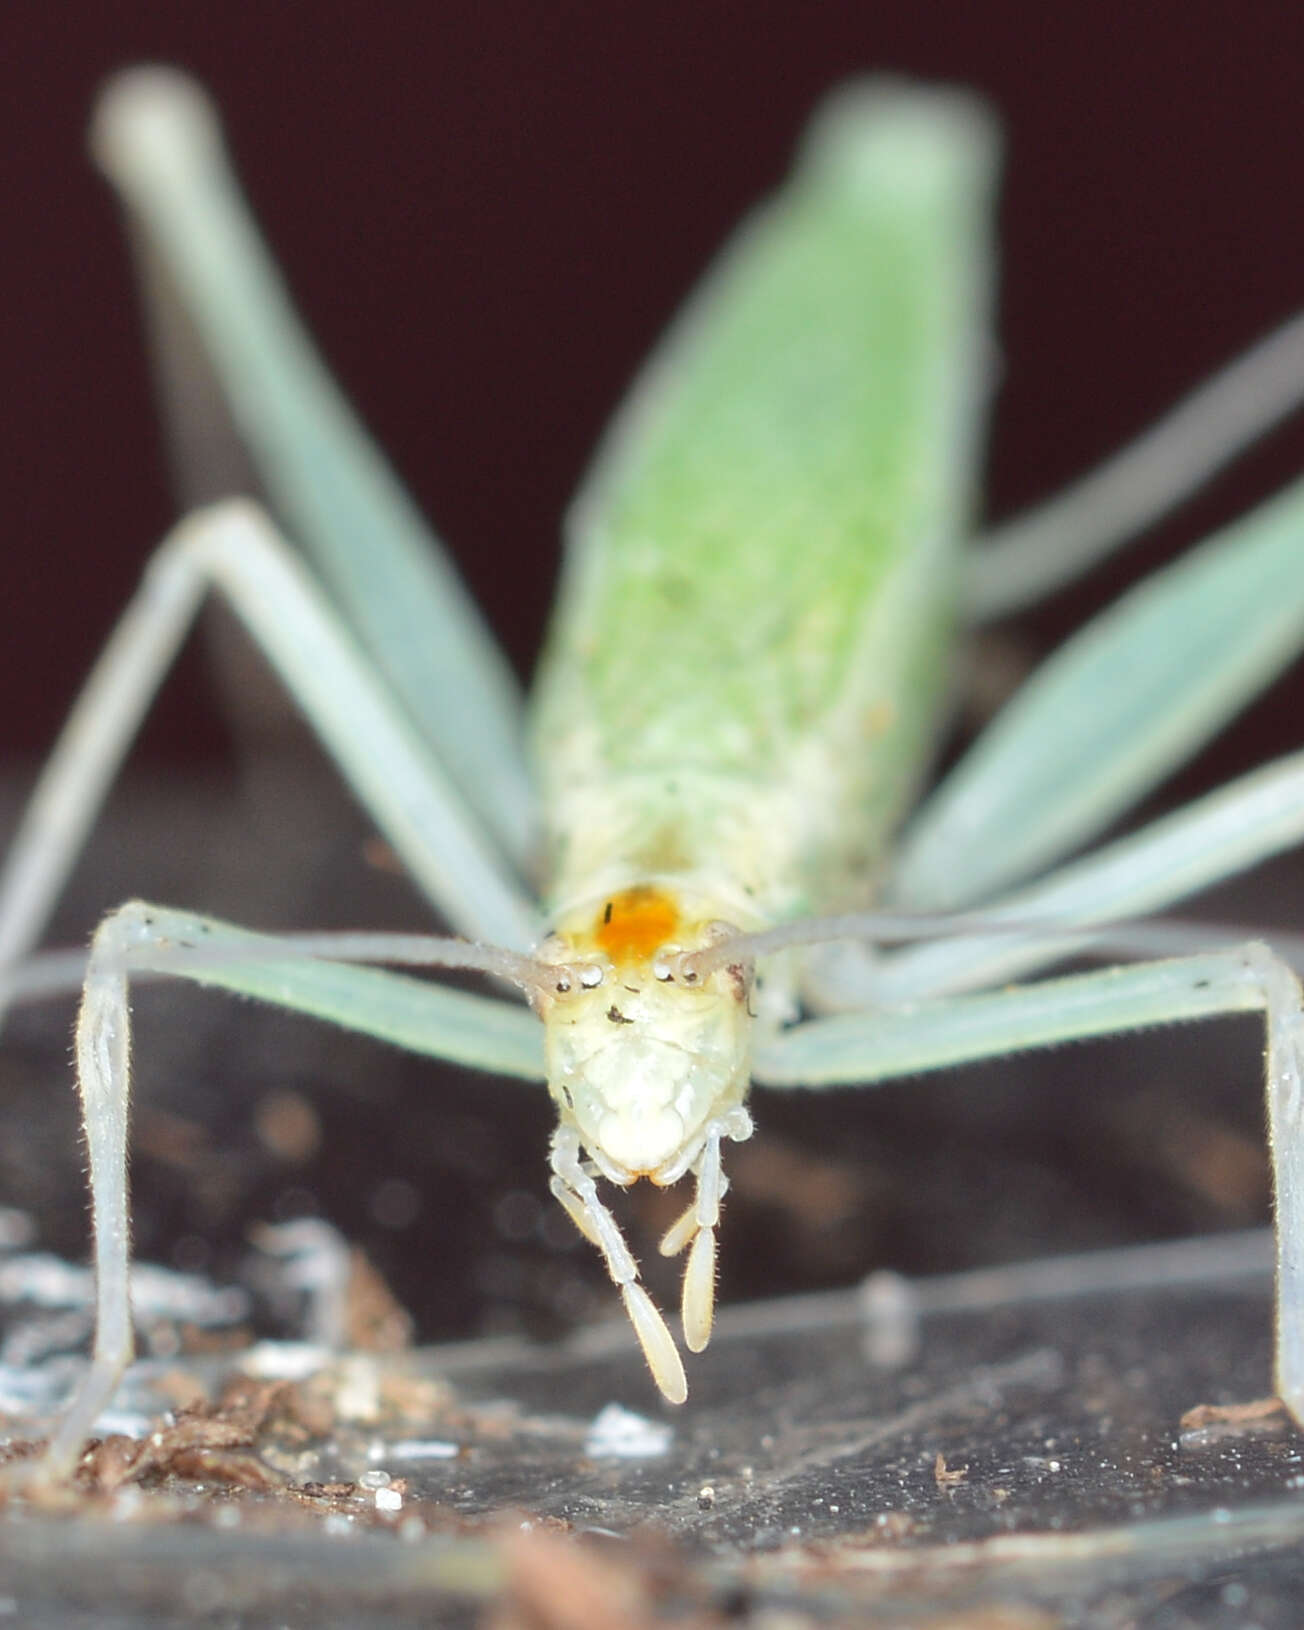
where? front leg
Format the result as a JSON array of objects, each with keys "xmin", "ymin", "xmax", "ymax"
[
  {"xmin": 36, "ymin": 935, "xmax": 133, "ymax": 1483},
  {"xmin": 16, "ymin": 899, "xmax": 547, "ymax": 1488},
  {"xmin": 658, "ymin": 1108, "xmax": 754, "ymax": 1353},
  {"xmin": 549, "ymin": 1127, "xmax": 686, "ymax": 1404}
]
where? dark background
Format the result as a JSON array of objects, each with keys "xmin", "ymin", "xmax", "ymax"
[
  {"xmin": 5, "ymin": 2, "xmax": 1304, "ymax": 768},
  {"xmin": 2, "ymin": 5, "xmax": 1304, "ymax": 1354}
]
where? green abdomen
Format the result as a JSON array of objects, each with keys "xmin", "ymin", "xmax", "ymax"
[{"xmin": 531, "ymin": 83, "xmax": 998, "ymax": 922}]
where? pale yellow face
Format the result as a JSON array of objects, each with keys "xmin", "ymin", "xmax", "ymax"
[{"xmin": 535, "ymin": 885, "xmax": 754, "ymax": 1183}]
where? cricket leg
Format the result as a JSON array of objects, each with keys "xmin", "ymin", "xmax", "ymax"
[
  {"xmin": 0, "ymin": 499, "xmax": 536, "ymax": 1032},
  {"xmin": 549, "ymin": 1127, "xmax": 687, "ymax": 1405},
  {"xmin": 92, "ymin": 70, "xmax": 533, "ymax": 861},
  {"xmin": 968, "ymin": 310, "xmax": 1304, "ymax": 619},
  {"xmin": 25, "ymin": 899, "xmax": 545, "ymax": 1485},
  {"xmin": 657, "ymin": 1107, "xmax": 754, "ymax": 1353},
  {"xmin": 809, "ymin": 746, "xmax": 1304, "ymax": 1012},
  {"xmin": 761, "ymin": 943, "xmax": 1304, "ymax": 1422},
  {"xmin": 897, "ymin": 476, "xmax": 1304, "ymax": 913}
]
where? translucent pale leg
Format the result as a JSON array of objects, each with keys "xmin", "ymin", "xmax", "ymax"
[
  {"xmin": 0, "ymin": 499, "xmax": 538, "ymax": 1015},
  {"xmin": 894, "ymin": 476, "xmax": 1304, "ymax": 912},
  {"xmin": 810, "ymin": 748, "xmax": 1304, "ymax": 1012},
  {"xmin": 549, "ymin": 1128, "xmax": 687, "ymax": 1405},
  {"xmin": 760, "ymin": 943, "xmax": 1304, "ymax": 1422},
  {"xmin": 658, "ymin": 1108, "xmax": 753, "ymax": 1353},
  {"xmin": 26, "ymin": 899, "xmax": 544, "ymax": 1483},
  {"xmin": 92, "ymin": 70, "xmax": 534, "ymax": 862},
  {"xmin": 968, "ymin": 310, "xmax": 1304, "ymax": 618},
  {"xmin": 0, "ymin": 928, "xmax": 547, "ymax": 1029},
  {"xmin": 37, "ymin": 941, "xmax": 132, "ymax": 1481}
]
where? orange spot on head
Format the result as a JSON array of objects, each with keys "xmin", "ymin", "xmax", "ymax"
[{"xmin": 594, "ymin": 886, "xmax": 682, "ymax": 966}]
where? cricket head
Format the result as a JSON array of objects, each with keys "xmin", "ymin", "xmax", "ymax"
[{"xmin": 534, "ymin": 884, "xmax": 754, "ymax": 1181}]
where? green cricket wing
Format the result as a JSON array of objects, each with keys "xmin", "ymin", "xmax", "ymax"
[{"xmin": 531, "ymin": 81, "xmax": 998, "ymax": 924}]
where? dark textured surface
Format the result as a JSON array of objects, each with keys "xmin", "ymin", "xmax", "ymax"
[
  {"xmin": 0, "ymin": 771, "xmax": 1302, "ymax": 1624},
  {"xmin": 2, "ymin": 1253, "xmax": 1304, "ymax": 1626}
]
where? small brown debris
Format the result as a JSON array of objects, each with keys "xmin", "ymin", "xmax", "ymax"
[
  {"xmin": 253, "ymin": 1088, "xmax": 322, "ymax": 1164},
  {"xmin": 74, "ymin": 1376, "xmax": 326, "ymax": 1493},
  {"xmin": 293, "ymin": 1479, "xmax": 359, "ymax": 1505},
  {"xmin": 145, "ymin": 1365, "xmax": 212, "ymax": 1412},
  {"xmin": 83, "ymin": 1410, "xmax": 283, "ymax": 1493},
  {"xmin": 487, "ymin": 1528, "xmax": 660, "ymax": 1630},
  {"xmin": 1179, "ymin": 1396, "xmax": 1286, "ymax": 1430},
  {"xmin": 866, "ymin": 1510, "xmax": 915, "ymax": 1542},
  {"xmin": 343, "ymin": 1246, "xmax": 414, "ymax": 1352},
  {"xmin": 933, "ymin": 1451, "xmax": 968, "ymax": 1492},
  {"xmin": 1179, "ymin": 1395, "xmax": 1288, "ymax": 1445},
  {"xmin": 374, "ymin": 1366, "xmax": 456, "ymax": 1425}
]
